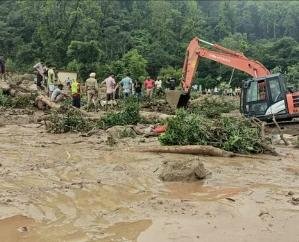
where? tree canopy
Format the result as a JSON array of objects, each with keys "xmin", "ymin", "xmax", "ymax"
[{"xmin": 0, "ymin": 0, "xmax": 298, "ymax": 88}]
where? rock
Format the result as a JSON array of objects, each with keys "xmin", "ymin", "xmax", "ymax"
[
  {"xmin": 18, "ymin": 226, "xmax": 28, "ymax": 232},
  {"xmin": 113, "ymin": 165, "xmax": 126, "ymax": 171},
  {"xmin": 291, "ymin": 197, "xmax": 299, "ymax": 205},
  {"xmin": 159, "ymin": 158, "xmax": 209, "ymax": 182},
  {"xmin": 287, "ymin": 191, "xmax": 294, "ymax": 196},
  {"xmin": 105, "ymin": 134, "xmax": 117, "ymax": 146},
  {"xmin": 106, "ymin": 125, "xmax": 136, "ymax": 139}
]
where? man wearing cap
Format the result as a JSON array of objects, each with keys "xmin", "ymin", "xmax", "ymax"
[{"xmin": 85, "ymin": 72, "xmax": 98, "ymax": 107}]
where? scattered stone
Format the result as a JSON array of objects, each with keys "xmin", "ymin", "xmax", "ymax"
[
  {"xmin": 159, "ymin": 158, "xmax": 209, "ymax": 182},
  {"xmin": 287, "ymin": 191, "xmax": 294, "ymax": 196},
  {"xmin": 18, "ymin": 226, "xmax": 28, "ymax": 232},
  {"xmin": 291, "ymin": 197, "xmax": 299, "ymax": 206},
  {"xmin": 105, "ymin": 134, "xmax": 117, "ymax": 146},
  {"xmin": 71, "ymin": 182, "xmax": 83, "ymax": 189},
  {"xmin": 113, "ymin": 165, "xmax": 126, "ymax": 171},
  {"xmin": 225, "ymin": 197, "xmax": 236, "ymax": 202},
  {"xmin": 6, "ymin": 199, "xmax": 12, "ymax": 203}
]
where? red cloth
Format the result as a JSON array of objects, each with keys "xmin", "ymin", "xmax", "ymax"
[
  {"xmin": 144, "ymin": 79, "xmax": 155, "ymax": 89},
  {"xmin": 152, "ymin": 125, "xmax": 167, "ymax": 134}
]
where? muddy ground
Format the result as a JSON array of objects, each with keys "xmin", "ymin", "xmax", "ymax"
[{"xmin": 0, "ymin": 111, "xmax": 299, "ymax": 242}]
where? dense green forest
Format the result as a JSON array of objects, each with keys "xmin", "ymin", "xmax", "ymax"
[{"xmin": 0, "ymin": 0, "xmax": 298, "ymax": 88}]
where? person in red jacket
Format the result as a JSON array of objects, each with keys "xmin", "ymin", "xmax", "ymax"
[{"xmin": 144, "ymin": 76, "xmax": 155, "ymax": 98}]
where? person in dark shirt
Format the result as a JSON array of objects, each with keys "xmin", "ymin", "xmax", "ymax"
[
  {"xmin": 169, "ymin": 77, "xmax": 176, "ymax": 90},
  {"xmin": 0, "ymin": 56, "xmax": 6, "ymax": 80},
  {"xmin": 134, "ymin": 79, "xmax": 142, "ymax": 100}
]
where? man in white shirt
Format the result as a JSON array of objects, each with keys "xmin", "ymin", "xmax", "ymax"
[{"xmin": 155, "ymin": 78, "xmax": 163, "ymax": 96}]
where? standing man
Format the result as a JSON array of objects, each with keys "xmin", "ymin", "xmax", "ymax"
[
  {"xmin": 134, "ymin": 79, "xmax": 142, "ymax": 100},
  {"xmin": 155, "ymin": 78, "xmax": 163, "ymax": 96},
  {"xmin": 101, "ymin": 74, "xmax": 116, "ymax": 103},
  {"xmin": 116, "ymin": 74, "xmax": 133, "ymax": 98},
  {"xmin": 71, "ymin": 79, "xmax": 81, "ymax": 108},
  {"xmin": 33, "ymin": 61, "xmax": 45, "ymax": 90},
  {"xmin": 0, "ymin": 56, "xmax": 5, "ymax": 81},
  {"xmin": 144, "ymin": 76, "xmax": 155, "ymax": 99},
  {"xmin": 47, "ymin": 65, "xmax": 55, "ymax": 97},
  {"xmin": 85, "ymin": 72, "xmax": 98, "ymax": 108},
  {"xmin": 168, "ymin": 77, "xmax": 176, "ymax": 90}
]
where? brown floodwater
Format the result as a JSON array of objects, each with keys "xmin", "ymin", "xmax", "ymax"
[{"xmin": 0, "ymin": 123, "xmax": 299, "ymax": 241}]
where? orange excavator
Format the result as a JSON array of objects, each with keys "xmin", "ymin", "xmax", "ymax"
[{"xmin": 166, "ymin": 37, "xmax": 299, "ymax": 121}]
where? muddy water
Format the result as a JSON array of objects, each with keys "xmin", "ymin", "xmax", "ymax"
[{"xmin": 0, "ymin": 124, "xmax": 299, "ymax": 241}]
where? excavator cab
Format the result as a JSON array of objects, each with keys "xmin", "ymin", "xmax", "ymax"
[{"xmin": 240, "ymin": 73, "xmax": 291, "ymax": 120}]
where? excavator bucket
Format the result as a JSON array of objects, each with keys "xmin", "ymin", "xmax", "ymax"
[{"xmin": 166, "ymin": 90, "xmax": 190, "ymax": 109}]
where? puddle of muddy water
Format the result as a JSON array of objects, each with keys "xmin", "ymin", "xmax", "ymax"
[
  {"xmin": 100, "ymin": 219, "xmax": 152, "ymax": 242},
  {"xmin": 0, "ymin": 215, "xmax": 38, "ymax": 242},
  {"xmin": 164, "ymin": 182, "xmax": 246, "ymax": 201}
]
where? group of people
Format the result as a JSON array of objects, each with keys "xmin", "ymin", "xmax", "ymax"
[
  {"xmin": 85, "ymin": 73, "xmax": 165, "ymax": 108},
  {"xmin": 33, "ymin": 62, "xmax": 81, "ymax": 108},
  {"xmin": 33, "ymin": 62, "xmax": 169, "ymax": 109}
]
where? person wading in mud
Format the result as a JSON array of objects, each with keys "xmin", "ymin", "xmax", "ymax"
[{"xmin": 85, "ymin": 72, "xmax": 98, "ymax": 108}]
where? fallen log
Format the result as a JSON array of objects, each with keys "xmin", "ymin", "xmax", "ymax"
[
  {"xmin": 35, "ymin": 95, "xmax": 60, "ymax": 109},
  {"xmin": 133, "ymin": 144, "xmax": 278, "ymax": 157},
  {"xmin": 35, "ymin": 94, "xmax": 105, "ymax": 119},
  {"xmin": 135, "ymin": 145, "xmax": 236, "ymax": 157}
]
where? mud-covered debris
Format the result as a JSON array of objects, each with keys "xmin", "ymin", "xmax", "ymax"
[
  {"xmin": 106, "ymin": 125, "xmax": 136, "ymax": 139},
  {"xmin": 113, "ymin": 165, "xmax": 126, "ymax": 171},
  {"xmin": 17, "ymin": 226, "xmax": 28, "ymax": 232},
  {"xmin": 105, "ymin": 134, "xmax": 117, "ymax": 146},
  {"xmin": 159, "ymin": 158, "xmax": 209, "ymax": 182}
]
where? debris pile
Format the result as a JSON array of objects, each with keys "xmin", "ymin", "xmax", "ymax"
[
  {"xmin": 98, "ymin": 98, "xmax": 141, "ymax": 129},
  {"xmin": 190, "ymin": 96, "xmax": 238, "ymax": 118},
  {"xmin": 159, "ymin": 109, "xmax": 267, "ymax": 154},
  {"xmin": 46, "ymin": 107, "xmax": 94, "ymax": 133}
]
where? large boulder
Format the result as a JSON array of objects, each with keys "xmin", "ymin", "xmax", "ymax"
[{"xmin": 159, "ymin": 158, "xmax": 209, "ymax": 182}]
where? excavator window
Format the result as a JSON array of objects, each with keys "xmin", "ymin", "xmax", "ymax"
[
  {"xmin": 246, "ymin": 80, "xmax": 267, "ymax": 102},
  {"xmin": 269, "ymin": 78, "xmax": 283, "ymax": 102},
  {"xmin": 244, "ymin": 79, "xmax": 268, "ymax": 116}
]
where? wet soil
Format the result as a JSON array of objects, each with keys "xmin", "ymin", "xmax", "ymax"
[{"xmin": 0, "ymin": 121, "xmax": 299, "ymax": 241}]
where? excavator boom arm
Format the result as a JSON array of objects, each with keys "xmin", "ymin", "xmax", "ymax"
[{"xmin": 182, "ymin": 37, "xmax": 271, "ymax": 92}]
